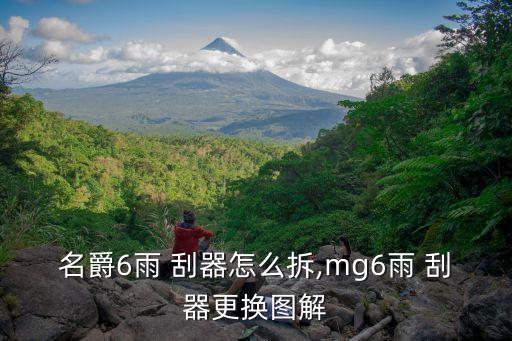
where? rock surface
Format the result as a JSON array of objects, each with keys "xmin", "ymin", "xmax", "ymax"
[
  {"xmin": 393, "ymin": 314, "xmax": 457, "ymax": 341},
  {"xmin": 0, "ymin": 245, "xmax": 510, "ymax": 341},
  {"xmin": 458, "ymin": 276, "xmax": 512, "ymax": 340},
  {"xmin": 0, "ymin": 246, "xmax": 98, "ymax": 341}
]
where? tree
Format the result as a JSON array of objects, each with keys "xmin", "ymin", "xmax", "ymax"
[
  {"xmin": 0, "ymin": 40, "xmax": 57, "ymax": 94},
  {"xmin": 367, "ymin": 67, "xmax": 397, "ymax": 100},
  {"xmin": 436, "ymin": 0, "xmax": 512, "ymax": 61}
]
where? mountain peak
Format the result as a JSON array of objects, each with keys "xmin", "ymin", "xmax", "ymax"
[{"xmin": 201, "ymin": 37, "xmax": 244, "ymax": 57}]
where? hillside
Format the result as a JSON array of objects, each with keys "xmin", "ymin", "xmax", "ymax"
[
  {"xmin": 19, "ymin": 70, "xmax": 353, "ymax": 139},
  {"xmin": 0, "ymin": 94, "xmax": 289, "ymax": 259},
  {"xmin": 16, "ymin": 37, "xmax": 358, "ymax": 140},
  {"xmin": 220, "ymin": 6, "xmax": 512, "ymax": 268}
]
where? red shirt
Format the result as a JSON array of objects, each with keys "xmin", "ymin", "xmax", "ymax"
[{"xmin": 172, "ymin": 224, "xmax": 213, "ymax": 254}]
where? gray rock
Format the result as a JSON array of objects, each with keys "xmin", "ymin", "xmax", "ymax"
[
  {"xmin": 323, "ymin": 316, "xmax": 345, "ymax": 333},
  {"xmin": 328, "ymin": 288, "xmax": 361, "ymax": 309},
  {"xmin": 324, "ymin": 303, "xmax": 353, "ymax": 326},
  {"xmin": 316, "ymin": 245, "xmax": 345, "ymax": 261},
  {"xmin": 393, "ymin": 314, "xmax": 456, "ymax": 341},
  {"xmin": 86, "ymin": 277, "xmax": 118, "ymax": 292},
  {"xmin": 289, "ymin": 278, "xmax": 329, "ymax": 295},
  {"xmin": 462, "ymin": 276, "xmax": 511, "ymax": 303},
  {"xmin": 114, "ymin": 277, "xmax": 133, "ymax": 290},
  {"xmin": 0, "ymin": 246, "xmax": 99, "ymax": 341},
  {"xmin": 10, "ymin": 245, "xmax": 64, "ymax": 264},
  {"xmin": 14, "ymin": 314, "xmax": 68, "ymax": 341},
  {"xmin": 94, "ymin": 293, "xmax": 122, "ymax": 326},
  {"xmin": 170, "ymin": 280, "xmax": 212, "ymax": 296},
  {"xmin": 421, "ymin": 281, "xmax": 463, "ymax": 312},
  {"xmin": 140, "ymin": 279, "xmax": 172, "ymax": 302},
  {"xmin": 258, "ymin": 285, "xmax": 296, "ymax": 297},
  {"xmin": 365, "ymin": 303, "xmax": 385, "ymax": 325},
  {"xmin": 0, "ymin": 301, "xmax": 13, "ymax": 339},
  {"xmin": 458, "ymin": 277, "xmax": 512, "ymax": 340},
  {"xmin": 80, "ymin": 328, "xmax": 107, "ymax": 341},
  {"xmin": 365, "ymin": 291, "xmax": 378, "ymax": 303},
  {"xmin": 98, "ymin": 279, "xmax": 172, "ymax": 321},
  {"xmin": 110, "ymin": 313, "xmax": 246, "ymax": 341},
  {"xmin": 353, "ymin": 302, "xmax": 365, "ymax": 331},
  {"xmin": 306, "ymin": 323, "xmax": 331, "ymax": 340},
  {"xmin": 388, "ymin": 305, "xmax": 406, "ymax": 324},
  {"xmin": 330, "ymin": 331, "xmax": 342, "ymax": 340}
]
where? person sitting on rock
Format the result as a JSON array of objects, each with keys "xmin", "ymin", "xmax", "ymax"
[
  {"xmin": 172, "ymin": 210, "xmax": 213, "ymax": 255},
  {"xmin": 160, "ymin": 210, "xmax": 213, "ymax": 278},
  {"xmin": 310, "ymin": 235, "xmax": 351, "ymax": 264}
]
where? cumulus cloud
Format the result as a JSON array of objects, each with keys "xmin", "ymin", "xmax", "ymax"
[
  {"xmin": 113, "ymin": 41, "xmax": 164, "ymax": 62},
  {"xmin": 87, "ymin": 31, "xmax": 442, "ymax": 96},
  {"xmin": 22, "ymin": 25, "xmax": 443, "ymax": 96},
  {"xmin": 107, "ymin": 40, "xmax": 258, "ymax": 74},
  {"xmin": 33, "ymin": 17, "xmax": 105, "ymax": 43},
  {"xmin": 27, "ymin": 41, "xmax": 109, "ymax": 64},
  {"xmin": 250, "ymin": 30, "xmax": 443, "ymax": 95},
  {"xmin": 0, "ymin": 16, "xmax": 30, "ymax": 43}
]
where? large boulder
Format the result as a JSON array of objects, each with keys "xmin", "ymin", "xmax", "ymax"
[
  {"xmin": 365, "ymin": 303, "xmax": 385, "ymax": 325},
  {"xmin": 110, "ymin": 313, "xmax": 246, "ymax": 341},
  {"xmin": 324, "ymin": 303, "xmax": 354, "ymax": 325},
  {"xmin": 258, "ymin": 285, "xmax": 296, "ymax": 297},
  {"xmin": 327, "ymin": 288, "xmax": 362, "ymax": 309},
  {"xmin": 458, "ymin": 276, "xmax": 512, "ymax": 340},
  {"xmin": 0, "ymin": 300, "xmax": 14, "ymax": 339},
  {"xmin": 80, "ymin": 328, "xmax": 109, "ymax": 341},
  {"xmin": 0, "ymin": 246, "xmax": 98, "ymax": 341},
  {"xmin": 393, "ymin": 314, "xmax": 457, "ymax": 341},
  {"xmin": 91, "ymin": 280, "xmax": 171, "ymax": 322},
  {"xmin": 305, "ymin": 323, "xmax": 331, "ymax": 340}
]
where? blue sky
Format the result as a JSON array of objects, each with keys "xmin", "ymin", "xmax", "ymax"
[
  {"xmin": 3, "ymin": 0, "xmax": 459, "ymax": 50},
  {"xmin": 1, "ymin": 0, "xmax": 462, "ymax": 95}
]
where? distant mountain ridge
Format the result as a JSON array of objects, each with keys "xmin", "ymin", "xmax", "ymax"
[{"xmin": 17, "ymin": 38, "xmax": 357, "ymax": 139}]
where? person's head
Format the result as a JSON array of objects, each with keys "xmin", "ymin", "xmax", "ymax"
[{"xmin": 183, "ymin": 210, "xmax": 195, "ymax": 224}]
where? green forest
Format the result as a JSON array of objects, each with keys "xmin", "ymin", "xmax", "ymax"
[
  {"xmin": 221, "ymin": 1, "xmax": 512, "ymax": 261},
  {"xmin": 1, "ymin": 1, "xmax": 511, "ymax": 265},
  {"xmin": 0, "ymin": 96, "xmax": 288, "ymax": 262}
]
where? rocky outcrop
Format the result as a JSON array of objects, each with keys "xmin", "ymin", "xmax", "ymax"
[
  {"xmin": 394, "ymin": 314, "xmax": 457, "ymax": 341},
  {"xmin": 0, "ymin": 245, "xmax": 510, "ymax": 341},
  {"xmin": 0, "ymin": 246, "xmax": 98, "ymax": 341},
  {"xmin": 110, "ymin": 314, "xmax": 246, "ymax": 341},
  {"xmin": 458, "ymin": 276, "xmax": 512, "ymax": 340}
]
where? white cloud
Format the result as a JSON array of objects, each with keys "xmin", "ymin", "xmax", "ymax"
[
  {"xmin": 114, "ymin": 41, "xmax": 164, "ymax": 62},
  {"xmin": 252, "ymin": 30, "xmax": 443, "ymax": 95},
  {"xmin": 33, "ymin": 17, "xmax": 104, "ymax": 43},
  {"xmin": 28, "ymin": 41, "xmax": 109, "ymax": 64},
  {"xmin": 219, "ymin": 36, "xmax": 244, "ymax": 53},
  {"xmin": 0, "ymin": 16, "xmax": 30, "ymax": 43},
  {"xmin": 25, "ymin": 29, "xmax": 443, "ymax": 96},
  {"xmin": 108, "ymin": 41, "xmax": 259, "ymax": 74}
]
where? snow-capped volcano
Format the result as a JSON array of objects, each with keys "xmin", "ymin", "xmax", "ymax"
[
  {"xmin": 18, "ymin": 37, "xmax": 358, "ymax": 139},
  {"xmin": 201, "ymin": 37, "xmax": 244, "ymax": 57}
]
